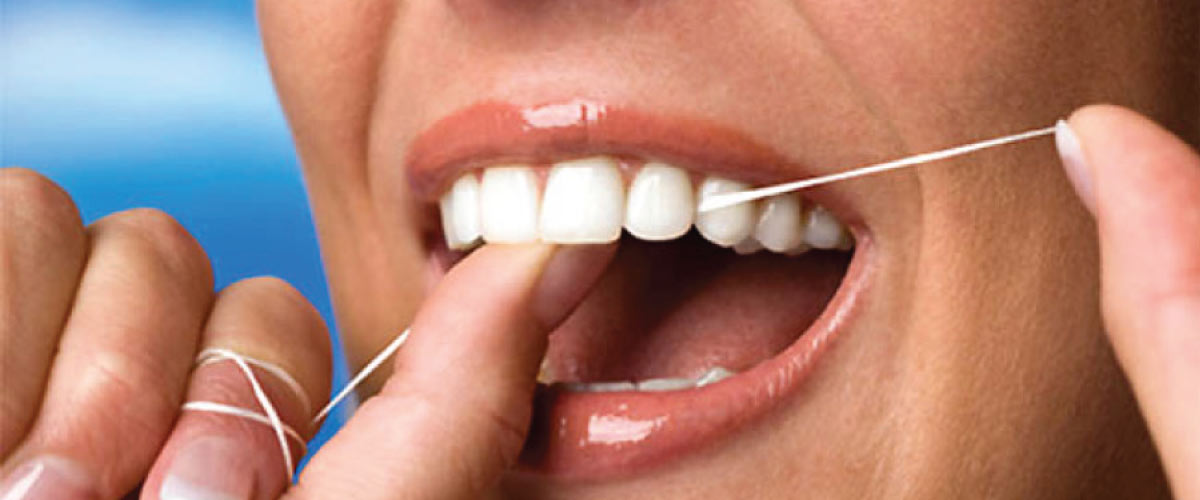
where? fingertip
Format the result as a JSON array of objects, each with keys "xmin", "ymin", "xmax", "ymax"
[
  {"xmin": 396, "ymin": 242, "xmax": 613, "ymax": 389},
  {"xmin": 1064, "ymin": 104, "xmax": 1200, "ymax": 222},
  {"xmin": 1055, "ymin": 118, "xmax": 1096, "ymax": 214},
  {"xmin": 213, "ymin": 276, "xmax": 333, "ymax": 411},
  {"xmin": 140, "ymin": 277, "xmax": 334, "ymax": 500},
  {"xmin": 532, "ymin": 243, "xmax": 618, "ymax": 329},
  {"xmin": 1066, "ymin": 105, "xmax": 1198, "ymax": 176}
]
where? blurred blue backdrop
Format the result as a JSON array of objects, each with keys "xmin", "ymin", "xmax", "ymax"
[{"xmin": 2, "ymin": 0, "xmax": 350, "ymax": 461}]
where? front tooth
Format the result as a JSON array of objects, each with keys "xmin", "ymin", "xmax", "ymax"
[
  {"xmin": 439, "ymin": 174, "xmax": 482, "ymax": 250},
  {"xmin": 624, "ymin": 163, "xmax": 695, "ymax": 241},
  {"xmin": 695, "ymin": 177, "xmax": 756, "ymax": 246},
  {"xmin": 540, "ymin": 157, "xmax": 625, "ymax": 243},
  {"xmin": 695, "ymin": 367, "xmax": 735, "ymax": 387},
  {"xmin": 802, "ymin": 205, "xmax": 850, "ymax": 250},
  {"xmin": 636, "ymin": 378, "xmax": 695, "ymax": 392},
  {"xmin": 480, "ymin": 166, "xmax": 540, "ymax": 243},
  {"xmin": 754, "ymin": 194, "xmax": 806, "ymax": 253}
]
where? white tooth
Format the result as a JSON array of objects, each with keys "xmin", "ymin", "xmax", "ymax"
[
  {"xmin": 438, "ymin": 174, "xmax": 482, "ymax": 250},
  {"xmin": 565, "ymin": 381, "xmax": 636, "ymax": 393},
  {"xmin": 540, "ymin": 157, "xmax": 625, "ymax": 243},
  {"xmin": 803, "ymin": 205, "xmax": 851, "ymax": 250},
  {"xmin": 624, "ymin": 163, "xmax": 695, "ymax": 241},
  {"xmin": 480, "ymin": 166, "xmax": 540, "ymax": 243},
  {"xmin": 695, "ymin": 177, "xmax": 756, "ymax": 246},
  {"xmin": 695, "ymin": 367, "xmax": 735, "ymax": 387},
  {"xmin": 732, "ymin": 237, "xmax": 763, "ymax": 255},
  {"xmin": 636, "ymin": 378, "xmax": 695, "ymax": 392},
  {"xmin": 754, "ymin": 194, "xmax": 806, "ymax": 253}
]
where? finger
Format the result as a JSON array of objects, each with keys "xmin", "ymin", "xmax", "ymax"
[
  {"xmin": 292, "ymin": 243, "xmax": 615, "ymax": 499},
  {"xmin": 141, "ymin": 277, "xmax": 331, "ymax": 500},
  {"xmin": 1059, "ymin": 104, "xmax": 1200, "ymax": 499},
  {"xmin": 0, "ymin": 209, "xmax": 213, "ymax": 499},
  {"xmin": 0, "ymin": 169, "xmax": 88, "ymax": 458}
]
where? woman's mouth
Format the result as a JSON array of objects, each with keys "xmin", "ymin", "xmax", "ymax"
[{"xmin": 407, "ymin": 100, "xmax": 872, "ymax": 480}]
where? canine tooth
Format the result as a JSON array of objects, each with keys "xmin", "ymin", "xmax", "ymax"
[
  {"xmin": 695, "ymin": 367, "xmax": 735, "ymax": 387},
  {"xmin": 540, "ymin": 157, "xmax": 625, "ymax": 243},
  {"xmin": 624, "ymin": 163, "xmax": 695, "ymax": 241},
  {"xmin": 695, "ymin": 177, "xmax": 756, "ymax": 247},
  {"xmin": 480, "ymin": 166, "xmax": 540, "ymax": 243},
  {"xmin": 636, "ymin": 378, "xmax": 695, "ymax": 392},
  {"xmin": 803, "ymin": 205, "xmax": 850, "ymax": 250},
  {"xmin": 754, "ymin": 193, "xmax": 806, "ymax": 253},
  {"xmin": 732, "ymin": 237, "xmax": 764, "ymax": 255},
  {"xmin": 439, "ymin": 174, "xmax": 482, "ymax": 250}
]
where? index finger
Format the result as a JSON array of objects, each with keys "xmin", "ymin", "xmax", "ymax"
[{"xmin": 1058, "ymin": 104, "xmax": 1200, "ymax": 499}]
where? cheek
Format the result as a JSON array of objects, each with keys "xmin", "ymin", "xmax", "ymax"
[
  {"xmin": 793, "ymin": 0, "xmax": 1125, "ymax": 129},
  {"xmin": 257, "ymin": 0, "xmax": 395, "ymax": 182},
  {"xmin": 259, "ymin": 0, "xmax": 428, "ymax": 364}
]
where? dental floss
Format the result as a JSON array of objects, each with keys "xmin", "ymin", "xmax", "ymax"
[
  {"xmin": 180, "ymin": 122, "xmax": 1065, "ymax": 481},
  {"xmin": 313, "ymin": 328, "xmax": 410, "ymax": 423},
  {"xmin": 181, "ymin": 331, "xmax": 410, "ymax": 479},
  {"xmin": 182, "ymin": 348, "xmax": 306, "ymax": 481},
  {"xmin": 697, "ymin": 125, "xmax": 1057, "ymax": 213},
  {"xmin": 195, "ymin": 348, "xmax": 313, "ymax": 417}
]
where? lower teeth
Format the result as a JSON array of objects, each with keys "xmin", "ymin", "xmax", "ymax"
[{"xmin": 557, "ymin": 366, "xmax": 737, "ymax": 393}]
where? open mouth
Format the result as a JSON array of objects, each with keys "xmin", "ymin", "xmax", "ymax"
[{"xmin": 408, "ymin": 100, "xmax": 871, "ymax": 479}]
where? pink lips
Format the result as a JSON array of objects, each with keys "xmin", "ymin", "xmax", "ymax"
[
  {"xmin": 406, "ymin": 100, "xmax": 871, "ymax": 479},
  {"xmin": 516, "ymin": 247, "xmax": 869, "ymax": 478}
]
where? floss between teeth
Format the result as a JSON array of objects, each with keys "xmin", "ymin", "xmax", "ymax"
[{"xmin": 698, "ymin": 124, "xmax": 1058, "ymax": 213}]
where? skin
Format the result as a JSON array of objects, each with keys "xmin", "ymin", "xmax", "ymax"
[{"xmin": 0, "ymin": 2, "xmax": 1197, "ymax": 500}]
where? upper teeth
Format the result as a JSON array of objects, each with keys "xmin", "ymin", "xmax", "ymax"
[
  {"xmin": 561, "ymin": 366, "xmax": 738, "ymax": 393},
  {"xmin": 439, "ymin": 156, "xmax": 854, "ymax": 253}
]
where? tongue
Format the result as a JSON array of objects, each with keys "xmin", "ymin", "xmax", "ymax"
[{"xmin": 543, "ymin": 232, "xmax": 849, "ymax": 383}]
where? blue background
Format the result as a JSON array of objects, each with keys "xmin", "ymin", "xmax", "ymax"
[{"xmin": 3, "ymin": 0, "xmax": 351, "ymax": 461}]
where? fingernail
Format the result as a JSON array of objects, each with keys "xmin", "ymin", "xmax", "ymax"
[
  {"xmin": 160, "ymin": 437, "xmax": 253, "ymax": 500},
  {"xmin": 0, "ymin": 457, "xmax": 96, "ymax": 500},
  {"xmin": 1055, "ymin": 119, "xmax": 1097, "ymax": 214}
]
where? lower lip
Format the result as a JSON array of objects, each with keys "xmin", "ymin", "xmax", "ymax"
[{"xmin": 516, "ymin": 234, "xmax": 874, "ymax": 479}]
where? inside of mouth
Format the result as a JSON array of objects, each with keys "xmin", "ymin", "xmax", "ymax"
[{"xmin": 535, "ymin": 230, "xmax": 850, "ymax": 388}]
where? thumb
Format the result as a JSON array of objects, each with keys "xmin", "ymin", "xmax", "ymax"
[
  {"xmin": 1057, "ymin": 104, "xmax": 1200, "ymax": 499},
  {"xmin": 290, "ymin": 243, "xmax": 615, "ymax": 499}
]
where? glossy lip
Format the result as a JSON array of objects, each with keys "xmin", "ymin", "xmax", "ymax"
[
  {"xmin": 405, "ymin": 99, "xmax": 874, "ymax": 479},
  {"xmin": 519, "ymin": 242, "xmax": 871, "ymax": 479}
]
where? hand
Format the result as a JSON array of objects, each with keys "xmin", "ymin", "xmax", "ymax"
[
  {"xmin": 0, "ymin": 168, "xmax": 614, "ymax": 500},
  {"xmin": 0, "ymin": 169, "xmax": 332, "ymax": 499},
  {"xmin": 288, "ymin": 243, "xmax": 615, "ymax": 499},
  {"xmin": 1057, "ymin": 105, "xmax": 1200, "ymax": 499}
]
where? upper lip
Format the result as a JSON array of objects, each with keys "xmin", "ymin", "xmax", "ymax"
[{"xmin": 404, "ymin": 99, "xmax": 861, "ymax": 226}]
